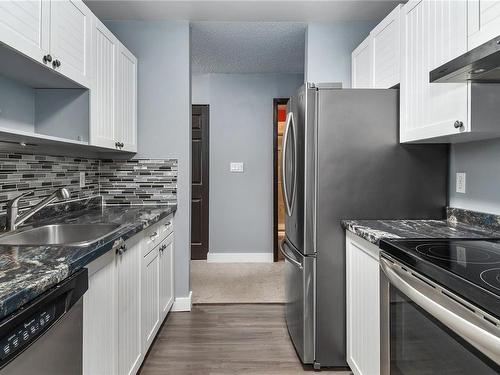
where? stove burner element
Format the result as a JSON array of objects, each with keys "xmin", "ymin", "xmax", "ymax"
[
  {"xmin": 415, "ymin": 243, "xmax": 500, "ymax": 265},
  {"xmin": 480, "ymin": 268, "xmax": 500, "ymax": 291}
]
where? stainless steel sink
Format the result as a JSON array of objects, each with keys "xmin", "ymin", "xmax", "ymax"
[{"xmin": 0, "ymin": 223, "xmax": 122, "ymax": 247}]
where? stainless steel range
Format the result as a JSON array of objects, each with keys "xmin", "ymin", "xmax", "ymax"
[
  {"xmin": 280, "ymin": 83, "xmax": 448, "ymax": 369},
  {"xmin": 379, "ymin": 239, "xmax": 500, "ymax": 374}
]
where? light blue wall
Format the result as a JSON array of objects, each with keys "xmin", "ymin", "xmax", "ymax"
[
  {"xmin": 449, "ymin": 139, "xmax": 500, "ymax": 215},
  {"xmin": 305, "ymin": 22, "xmax": 375, "ymax": 87},
  {"xmin": 192, "ymin": 73, "xmax": 303, "ymax": 255},
  {"xmin": 106, "ymin": 20, "xmax": 191, "ymax": 298},
  {"xmin": 0, "ymin": 75, "xmax": 35, "ymax": 133}
]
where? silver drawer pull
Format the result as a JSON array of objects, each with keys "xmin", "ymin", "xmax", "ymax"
[{"xmin": 150, "ymin": 231, "xmax": 158, "ymax": 240}]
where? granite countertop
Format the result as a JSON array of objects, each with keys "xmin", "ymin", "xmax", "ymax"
[
  {"xmin": 341, "ymin": 215, "xmax": 500, "ymax": 246},
  {"xmin": 0, "ymin": 198, "xmax": 176, "ymax": 321}
]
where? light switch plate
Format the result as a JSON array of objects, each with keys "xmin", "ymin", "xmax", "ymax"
[
  {"xmin": 80, "ymin": 172, "xmax": 85, "ymax": 188},
  {"xmin": 456, "ymin": 172, "xmax": 466, "ymax": 194},
  {"xmin": 230, "ymin": 162, "xmax": 244, "ymax": 173}
]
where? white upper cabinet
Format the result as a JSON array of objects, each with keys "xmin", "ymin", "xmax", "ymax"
[
  {"xmin": 351, "ymin": 4, "xmax": 402, "ymax": 89},
  {"xmin": 371, "ymin": 4, "xmax": 401, "ymax": 88},
  {"xmin": 0, "ymin": 0, "xmax": 50, "ymax": 65},
  {"xmin": 0, "ymin": 0, "xmax": 91, "ymax": 88},
  {"xmin": 90, "ymin": 18, "xmax": 138, "ymax": 152},
  {"xmin": 468, "ymin": 0, "xmax": 500, "ymax": 49},
  {"xmin": 351, "ymin": 36, "xmax": 372, "ymax": 88},
  {"xmin": 400, "ymin": 0, "xmax": 469, "ymax": 142},
  {"xmin": 116, "ymin": 44, "xmax": 138, "ymax": 153},
  {"xmin": 90, "ymin": 17, "xmax": 118, "ymax": 149},
  {"xmin": 49, "ymin": 0, "xmax": 91, "ymax": 87}
]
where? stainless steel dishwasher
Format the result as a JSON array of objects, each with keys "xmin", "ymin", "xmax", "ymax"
[{"xmin": 0, "ymin": 268, "xmax": 88, "ymax": 374}]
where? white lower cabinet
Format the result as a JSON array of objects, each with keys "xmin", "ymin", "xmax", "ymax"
[
  {"xmin": 83, "ymin": 215, "xmax": 175, "ymax": 375},
  {"xmin": 159, "ymin": 234, "xmax": 175, "ymax": 321},
  {"xmin": 118, "ymin": 236, "xmax": 142, "ymax": 375},
  {"xmin": 346, "ymin": 231, "xmax": 381, "ymax": 375},
  {"xmin": 141, "ymin": 245, "xmax": 160, "ymax": 352},
  {"xmin": 83, "ymin": 251, "xmax": 118, "ymax": 375}
]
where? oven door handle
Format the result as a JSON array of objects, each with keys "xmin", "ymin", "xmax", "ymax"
[{"xmin": 380, "ymin": 257, "xmax": 500, "ymax": 366}]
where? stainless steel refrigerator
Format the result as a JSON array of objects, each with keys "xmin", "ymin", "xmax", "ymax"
[{"xmin": 279, "ymin": 83, "xmax": 448, "ymax": 369}]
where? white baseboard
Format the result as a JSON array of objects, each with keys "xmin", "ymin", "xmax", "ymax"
[
  {"xmin": 207, "ymin": 252, "xmax": 273, "ymax": 263},
  {"xmin": 171, "ymin": 291, "xmax": 192, "ymax": 312}
]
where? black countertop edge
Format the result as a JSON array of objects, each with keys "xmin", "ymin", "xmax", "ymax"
[{"xmin": 0, "ymin": 203, "xmax": 177, "ymax": 321}]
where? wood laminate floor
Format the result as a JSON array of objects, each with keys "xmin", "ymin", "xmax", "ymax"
[{"xmin": 139, "ymin": 304, "xmax": 351, "ymax": 375}]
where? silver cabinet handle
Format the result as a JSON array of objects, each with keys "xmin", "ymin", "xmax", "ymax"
[
  {"xmin": 279, "ymin": 240, "xmax": 303, "ymax": 270},
  {"xmin": 113, "ymin": 239, "xmax": 126, "ymax": 255},
  {"xmin": 380, "ymin": 256, "xmax": 500, "ymax": 365},
  {"xmin": 150, "ymin": 231, "xmax": 158, "ymax": 240},
  {"xmin": 454, "ymin": 120, "xmax": 464, "ymax": 129}
]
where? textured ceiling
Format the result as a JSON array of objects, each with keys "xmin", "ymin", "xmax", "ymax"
[
  {"xmin": 85, "ymin": 1, "xmax": 402, "ymax": 22},
  {"xmin": 191, "ymin": 22, "xmax": 306, "ymax": 74}
]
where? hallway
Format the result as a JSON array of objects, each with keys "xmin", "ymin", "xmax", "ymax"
[{"xmin": 191, "ymin": 260, "xmax": 285, "ymax": 304}]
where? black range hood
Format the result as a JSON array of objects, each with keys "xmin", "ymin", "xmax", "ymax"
[{"xmin": 430, "ymin": 35, "xmax": 500, "ymax": 83}]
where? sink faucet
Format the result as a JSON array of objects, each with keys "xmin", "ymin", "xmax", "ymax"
[{"xmin": 5, "ymin": 187, "xmax": 71, "ymax": 231}]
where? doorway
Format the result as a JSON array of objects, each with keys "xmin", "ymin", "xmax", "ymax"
[
  {"xmin": 191, "ymin": 105, "xmax": 210, "ymax": 260},
  {"xmin": 273, "ymin": 98, "xmax": 289, "ymax": 262}
]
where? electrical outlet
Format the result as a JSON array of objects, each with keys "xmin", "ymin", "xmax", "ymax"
[
  {"xmin": 79, "ymin": 172, "xmax": 85, "ymax": 188},
  {"xmin": 230, "ymin": 162, "xmax": 244, "ymax": 173},
  {"xmin": 456, "ymin": 172, "xmax": 466, "ymax": 194}
]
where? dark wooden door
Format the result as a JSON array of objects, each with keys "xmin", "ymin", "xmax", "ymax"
[{"xmin": 191, "ymin": 105, "xmax": 210, "ymax": 260}]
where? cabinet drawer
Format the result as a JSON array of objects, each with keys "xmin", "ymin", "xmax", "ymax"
[{"xmin": 142, "ymin": 216, "xmax": 173, "ymax": 257}]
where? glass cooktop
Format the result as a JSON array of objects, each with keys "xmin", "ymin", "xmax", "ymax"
[{"xmin": 379, "ymin": 239, "xmax": 500, "ymax": 319}]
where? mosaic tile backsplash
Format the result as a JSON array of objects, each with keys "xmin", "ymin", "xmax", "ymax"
[
  {"xmin": 0, "ymin": 153, "xmax": 177, "ymax": 214},
  {"xmin": 0, "ymin": 153, "xmax": 99, "ymax": 212},
  {"xmin": 100, "ymin": 159, "xmax": 177, "ymax": 205}
]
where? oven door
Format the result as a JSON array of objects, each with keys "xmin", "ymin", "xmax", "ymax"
[{"xmin": 380, "ymin": 255, "xmax": 500, "ymax": 375}]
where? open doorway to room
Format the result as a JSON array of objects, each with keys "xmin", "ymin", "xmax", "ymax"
[
  {"xmin": 273, "ymin": 98, "xmax": 289, "ymax": 262},
  {"xmin": 189, "ymin": 22, "xmax": 305, "ymax": 305}
]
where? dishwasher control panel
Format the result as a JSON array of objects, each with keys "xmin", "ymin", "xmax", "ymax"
[{"xmin": 0, "ymin": 305, "xmax": 56, "ymax": 361}]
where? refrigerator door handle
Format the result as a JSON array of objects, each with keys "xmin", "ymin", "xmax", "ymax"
[
  {"xmin": 280, "ymin": 240, "xmax": 303, "ymax": 269},
  {"xmin": 282, "ymin": 111, "xmax": 294, "ymax": 216},
  {"xmin": 290, "ymin": 110, "xmax": 297, "ymax": 215}
]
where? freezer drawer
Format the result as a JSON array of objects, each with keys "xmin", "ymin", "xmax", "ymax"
[{"xmin": 281, "ymin": 239, "xmax": 315, "ymax": 364}]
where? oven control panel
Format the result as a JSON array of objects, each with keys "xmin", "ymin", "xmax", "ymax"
[{"xmin": 0, "ymin": 305, "xmax": 56, "ymax": 361}]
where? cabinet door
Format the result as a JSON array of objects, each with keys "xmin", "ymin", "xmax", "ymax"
[
  {"xmin": 351, "ymin": 36, "xmax": 372, "ymax": 88},
  {"xmin": 116, "ymin": 43, "xmax": 137, "ymax": 152},
  {"xmin": 49, "ymin": 0, "xmax": 91, "ymax": 87},
  {"xmin": 0, "ymin": 0, "xmax": 50, "ymax": 65},
  {"xmin": 117, "ymin": 239, "xmax": 142, "ymax": 375},
  {"xmin": 346, "ymin": 232, "xmax": 380, "ymax": 375},
  {"xmin": 468, "ymin": 0, "xmax": 500, "ymax": 50},
  {"xmin": 90, "ymin": 17, "xmax": 118, "ymax": 149},
  {"xmin": 159, "ymin": 234, "xmax": 174, "ymax": 321},
  {"xmin": 142, "ymin": 247, "xmax": 160, "ymax": 352},
  {"xmin": 83, "ymin": 252, "xmax": 118, "ymax": 375},
  {"xmin": 371, "ymin": 5, "xmax": 401, "ymax": 89},
  {"xmin": 400, "ymin": 0, "xmax": 468, "ymax": 142}
]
